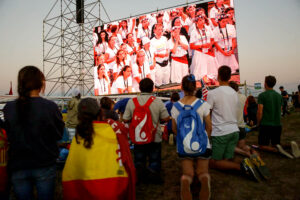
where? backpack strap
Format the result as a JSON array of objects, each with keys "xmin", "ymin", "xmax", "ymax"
[
  {"xmin": 132, "ymin": 97, "xmax": 140, "ymax": 108},
  {"xmin": 144, "ymin": 96, "xmax": 156, "ymax": 107},
  {"xmin": 192, "ymin": 99, "xmax": 204, "ymax": 112},
  {"xmin": 173, "ymin": 102, "xmax": 183, "ymax": 112}
]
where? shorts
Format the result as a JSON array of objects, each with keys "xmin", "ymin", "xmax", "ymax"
[
  {"xmin": 178, "ymin": 148, "xmax": 212, "ymax": 160},
  {"xmin": 238, "ymin": 127, "xmax": 246, "ymax": 140},
  {"xmin": 258, "ymin": 125, "xmax": 282, "ymax": 146},
  {"xmin": 211, "ymin": 132, "xmax": 239, "ymax": 160}
]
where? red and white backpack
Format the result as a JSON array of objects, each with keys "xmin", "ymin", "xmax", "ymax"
[{"xmin": 129, "ymin": 96, "xmax": 157, "ymax": 144}]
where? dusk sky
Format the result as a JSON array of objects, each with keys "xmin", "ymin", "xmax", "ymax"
[{"xmin": 0, "ymin": 0, "xmax": 299, "ymax": 95}]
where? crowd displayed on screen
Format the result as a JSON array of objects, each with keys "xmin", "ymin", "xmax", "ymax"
[{"xmin": 93, "ymin": 0, "xmax": 239, "ymax": 95}]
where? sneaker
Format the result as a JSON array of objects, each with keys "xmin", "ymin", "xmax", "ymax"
[
  {"xmin": 291, "ymin": 141, "xmax": 300, "ymax": 158},
  {"xmin": 250, "ymin": 154, "xmax": 271, "ymax": 180},
  {"xmin": 241, "ymin": 158, "xmax": 261, "ymax": 182},
  {"xmin": 276, "ymin": 144, "xmax": 294, "ymax": 159}
]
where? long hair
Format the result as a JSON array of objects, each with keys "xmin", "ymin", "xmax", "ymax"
[
  {"xmin": 97, "ymin": 30, "xmax": 108, "ymax": 45},
  {"xmin": 17, "ymin": 66, "xmax": 45, "ymax": 120},
  {"xmin": 118, "ymin": 65, "xmax": 130, "ymax": 77},
  {"xmin": 75, "ymin": 99, "xmax": 102, "ymax": 149}
]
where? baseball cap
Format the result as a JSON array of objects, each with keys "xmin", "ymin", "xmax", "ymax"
[{"xmin": 78, "ymin": 98, "xmax": 100, "ymax": 117}]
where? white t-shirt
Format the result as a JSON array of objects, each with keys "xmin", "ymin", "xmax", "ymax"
[
  {"xmin": 150, "ymin": 36, "xmax": 169, "ymax": 63},
  {"xmin": 171, "ymin": 99, "xmax": 211, "ymax": 148},
  {"xmin": 105, "ymin": 47, "xmax": 118, "ymax": 70},
  {"xmin": 94, "ymin": 78, "xmax": 110, "ymax": 95},
  {"xmin": 95, "ymin": 42, "xmax": 108, "ymax": 54},
  {"xmin": 168, "ymin": 35, "xmax": 188, "ymax": 57},
  {"xmin": 142, "ymin": 48, "xmax": 155, "ymax": 68},
  {"xmin": 113, "ymin": 59, "xmax": 130, "ymax": 74},
  {"xmin": 137, "ymin": 26, "xmax": 151, "ymax": 39},
  {"xmin": 111, "ymin": 76, "xmax": 132, "ymax": 94},
  {"xmin": 206, "ymin": 86, "xmax": 239, "ymax": 136},
  {"xmin": 213, "ymin": 24, "xmax": 236, "ymax": 50},
  {"xmin": 190, "ymin": 25, "xmax": 214, "ymax": 54},
  {"xmin": 132, "ymin": 62, "xmax": 150, "ymax": 92}
]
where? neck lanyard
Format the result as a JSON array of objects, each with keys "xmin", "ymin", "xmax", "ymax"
[
  {"xmin": 220, "ymin": 26, "xmax": 230, "ymax": 49},
  {"xmin": 215, "ymin": 4, "xmax": 225, "ymax": 13},
  {"xmin": 123, "ymin": 76, "xmax": 128, "ymax": 91},
  {"xmin": 99, "ymin": 77, "xmax": 106, "ymax": 93},
  {"xmin": 138, "ymin": 63, "xmax": 145, "ymax": 79},
  {"xmin": 196, "ymin": 26, "xmax": 208, "ymax": 44},
  {"xmin": 145, "ymin": 50, "xmax": 152, "ymax": 61}
]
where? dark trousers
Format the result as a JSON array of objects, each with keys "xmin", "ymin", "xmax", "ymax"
[
  {"xmin": 134, "ymin": 142, "xmax": 162, "ymax": 183},
  {"xmin": 282, "ymin": 102, "xmax": 289, "ymax": 116}
]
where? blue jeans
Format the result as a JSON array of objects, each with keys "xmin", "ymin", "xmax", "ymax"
[
  {"xmin": 11, "ymin": 165, "xmax": 56, "ymax": 200},
  {"xmin": 134, "ymin": 142, "xmax": 161, "ymax": 173}
]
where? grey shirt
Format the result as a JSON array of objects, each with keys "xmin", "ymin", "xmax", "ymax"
[{"xmin": 123, "ymin": 93, "xmax": 169, "ymax": 142}]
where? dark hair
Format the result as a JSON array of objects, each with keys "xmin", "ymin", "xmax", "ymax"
[
  {"xmin": 97, "ymin": 64, "xmax": 105, "ymax": 78},
  {"xmin": 218, "ymin": 65, "xmax": 231, "ymax": 82},
  {"xmin": 116, "ymin": 49, "xmax": 124, "ymax": 65},
  {"xmin": 171, "ymin": 92, "xmax": 180, "ymax": 102},
  {"xmin": 195, "ymin": 88, "xmax": 202, "ymax": 98},
  {"xmin": 229, "ymin": 81, "xmax": 239, "ymax": 92},
  {"xmin": 76, "ymin": 98, "xmax": 101, "ymax": 149},
  {"xmin": 97, "ymin": 30, "xmax": 108, "ymax": 45},
  {"xmin": 265, "ymin": 75, "xmax": 276, "ymax": 88},
  {"xmin": 171, "ymin": 17, "xmax": 180, "ymax": 27},
  {"xmin": 247, "ymin": 95, "xmax": 256, "ymax": 105},
  {"xmin": 17, "ymin": 66, "xmax": 45, "ymax": 119},
  {"xmin": 279, "ymin": 86, "xmax": 284, "ymax": 89},
  {"xmin": 119, "ymin": 65, "xmax": 131, "ymax": 77},
  {"xmin": 139, "ymin": 78, "xmax": 154, "ymax": 93},
  {"xmin": 100, "ymin": 97, "xmax": 114, "ymax": 110},
  {"xmin": 182, "ymin": 75, "xmax": 196, "ymax": 95},
  {"xmin": 225, "ymin": 7, "xmax": 234, "ymax": 14},
  {"xmin": 111, "ymin": 25, "xmax": 118, "ymax": 33}
]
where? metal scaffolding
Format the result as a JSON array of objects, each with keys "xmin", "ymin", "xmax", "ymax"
[{"xmin": 43, "ymin": 0, "xmax": 110, "ymax": 96}]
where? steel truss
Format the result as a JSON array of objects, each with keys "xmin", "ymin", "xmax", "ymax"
[{"xmin": 43, "ymin": 0, "xmax": 110, "ymax": 96}]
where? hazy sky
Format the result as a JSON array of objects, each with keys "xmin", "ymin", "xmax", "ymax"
[{"xmin": 0, "ymin": 0, "xmax": 299, "ymax": 95}]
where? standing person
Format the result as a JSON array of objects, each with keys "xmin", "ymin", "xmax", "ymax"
[
  {"xmin": 111, "ymin": 65, "xmax": 133, "ymax": 94},
  {"xmin": 95, "ymin": 30, "xmax": 109, "ymax": 56},
  {"xmin": 113, "ymin": 49, "xmax": 128, "ymax": 81},
  {"xmin": 207, "ymin": 66, "xmax": 260, "ymax": 181},
  {"xmin": 209, "ymin": 0, "xmax": 229, "ymax": 27},
  {"xmin": 100, "ymin": 97, "xmax": 119, "ymax": 121},
  {"xmin": 171, "ymin": 75, "xmax": 212, "ymax": 200},
  {"xmin": 3, "ymin": 66, "xmax": 64, "ymax": 200},
  {"xmin": 62, "ymin": 98, "xmax": 135, "ymax": 200},
  {"xmin": 137, "ymin": 17, "xmax": 151, "ymax": 42},
  {"xmin": 168, "ymin": 26, "xmax": 189, "ymax": 84},
  {"xmin": 66, "ymin": 88, "xmax": 81, "ymax": 141},
  {"xmin": 279, "ymin": 86, "xmax": 290, "ymax": 116},
  {"xmin": 213, "ymin": 14, "xmax": 239, "ymax": 74},
  {"xmin": 132, "ymin": 50, "xmax": 151, "ymax": 92},
  {"xmin": 190, "ymin": 16, "xmax": 219, "ymax": 81},
  {"xmin": 123, "ymin": 78, "xmax": 170, "ymax": 184},
  {"xmin": 257, "ymin": 76, "xmax": 296, "ymax": 158},
  {"xmin": 246, "ymin": 96, "xmax": 258, "ymax": 127},
  {"xmin": 151, "ymin": 23, "xmax": 170, "ymax": 86},
  {"xmin": 94, "ymin": 64, "xmax": 111, "ymax": 95},
  {"xmin": 141, "ymin": 37, "xmax": 156, "ymax": 83},
  {"xmin": 126, "ymin": 33, "xmax": 138, "ymax": 63},
  {"xmin": 105, "ymin": 36, "xmax": 118, "ymax": 82},
  {"xmin": 165, "ymin": 92, "xmax": 180, "ymax": 144}
]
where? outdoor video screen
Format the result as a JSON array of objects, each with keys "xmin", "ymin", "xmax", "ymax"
[{"xmin": 93, "ymin": 0, "xmax": 239, "ymax": 95}]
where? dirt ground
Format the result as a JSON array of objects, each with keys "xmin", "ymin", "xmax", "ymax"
[
  {"xmin": 49, "ymin": 111, "xmax": 299, "ymax": 200},
  {"xmin": 135, "ymin": 111, "xmax": 300, "ymax": 200}
]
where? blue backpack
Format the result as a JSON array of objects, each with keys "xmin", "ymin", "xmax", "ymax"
[{"xmin": 174, "ymin": 99, "xmax": 208, "ymax": 156}]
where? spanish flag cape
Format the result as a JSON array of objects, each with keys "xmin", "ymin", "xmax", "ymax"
[
  {"xmin": 62, "ymin": 119, "xmax": 136, "ymax": 200},
  {"xmin": 0, "ymin": 128, "xmax": 8, "ymax": 192}
]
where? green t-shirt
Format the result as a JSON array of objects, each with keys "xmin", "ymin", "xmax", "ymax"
[{"xmin": 258, "ymin": 89, "xmax": 282, "ymax": 126}]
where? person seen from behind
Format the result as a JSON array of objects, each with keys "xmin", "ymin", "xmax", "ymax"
[
  {"xmin": 171, "ymin": 74, "xmax": 212, "ymax": 200},
  {"xmin": 123, "ymin": 78, "xmax": 170, "ymax": 184},
  {"xmin": 62, "ymin": 98, "xmax": 135, "ymax": 200},
  {"xmin": 207, "ymin": 65, "xmax": 261, "ymax": 181},
  {"xmin": 165, "ymin": 92, "xmax": 180, "ymax": 145},
  {"xmin": 100, "ymin": 97, "xmax": 119, "ymax": 121},
  {"xmin": 279, "ymin": 86, "xmax": 290, "ymax": 116},
  {"xmin": 66, "ymin": 88, "xmax": 81, "ymax": 141},
  {"xmin": 257, "ymin": 76, "xmax": 300, "ymax": 158},
  {"xmin": 3, "ymin": 66, "xmax": 64, "ymax": 200}
]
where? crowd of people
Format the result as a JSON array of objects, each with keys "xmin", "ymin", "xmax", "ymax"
[
  {"xmin": 1, "ymin": 64, "xmax": 300, "ymax": 200},
  {"xmin": 93, "ymin": 0, "xmax": 240, "ymax": 95}
]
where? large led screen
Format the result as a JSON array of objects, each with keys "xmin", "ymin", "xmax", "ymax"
[{"xmin": 93, "ymin": 0, "xmax": 239, "ymax": 95}]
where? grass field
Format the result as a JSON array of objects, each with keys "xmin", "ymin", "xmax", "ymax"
[{"xmin": 51, "ymin": 111, "xmax": 300, "ymax": 199}]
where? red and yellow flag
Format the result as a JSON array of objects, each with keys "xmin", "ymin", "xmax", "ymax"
[{"xmin": 62, "ymin": 122, "xmax": 129, "ymax": 200}]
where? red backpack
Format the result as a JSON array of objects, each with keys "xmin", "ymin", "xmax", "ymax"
[{"xmin": 129, "ymin": 96, "xmax": 157, "ymax": 144}]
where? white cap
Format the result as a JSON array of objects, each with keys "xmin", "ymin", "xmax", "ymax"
[
  {"xmin": 72, "ymin": 88, "xmax": 80, "ymax": 97},
  {"xmin": 141, "ymin": 37, "xmax": 150, "ymax": 46}
]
